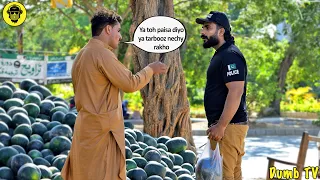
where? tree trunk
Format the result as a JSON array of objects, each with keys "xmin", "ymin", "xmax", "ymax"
[
  {"xmin": 17, "ymin": 26, "xmax": 23, "ymax": 54},
  {"xmin": 130, "ymin": 0, "xmax": 196, "ymax": 153},
  {"xmin": 272, "ymin": 52, "xmax": 295, "ymax": 115}
]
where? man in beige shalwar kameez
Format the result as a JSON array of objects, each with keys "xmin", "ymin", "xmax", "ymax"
[{"xmin": 61, "ymin": 9, "xmax": 167, "ymax": 180}]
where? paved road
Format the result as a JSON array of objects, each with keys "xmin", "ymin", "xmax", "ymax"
[{"xmin": 194, "ymin": 136, "xmax": 319, "ymax": 180}]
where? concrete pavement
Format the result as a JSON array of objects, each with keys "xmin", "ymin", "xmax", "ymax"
[{"xmin": 194, "ymin": 135, "xmax": 319, "ymax": 180}]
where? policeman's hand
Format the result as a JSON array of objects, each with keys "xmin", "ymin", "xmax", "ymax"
[{"xmin": 148, "ymin": 61, "xmax": 168, "ymax": 75}]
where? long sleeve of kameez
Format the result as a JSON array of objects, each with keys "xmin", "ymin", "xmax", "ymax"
[{"xmin": 98, "ymin": 52, "xmax": 154, "ymax": 93}]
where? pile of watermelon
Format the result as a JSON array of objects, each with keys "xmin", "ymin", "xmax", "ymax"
[
  {"xmin": 124, "ymin": 122, "xmax": 196, "ymax": 180},
  {"xmin": 0, "ymin": 79, "xmax": 197, "ymax": 180}
]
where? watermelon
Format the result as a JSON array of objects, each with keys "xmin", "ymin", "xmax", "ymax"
[
  {"xmin": 144, "ymin": 161, "xmax": 166, "ymax": 178},
  {"xmin": 30, "ymin": 91, "xmax": 44, "ymax": 100},
  {"xmin": 27, "ymin": 139, "xmax": 44, "ymax": 152},
  {"xmin": 11, "ymin": 134, "xmax": 29, "ymax": 149},
  {"xmin": 40, "ymin": 119, "xmax": 50, "ymax": 127},
  {"xmin": 161, "ymin": 160, "xmax": 168, "ymax": 168},
  {"xmin": 0, "ymin": 121, "xmax": 9, "ymax": 133},
  {"xmin": 161, "ymin": 156, "xmax": 174, "ymax": 169},
  {"xmin": 0, "ymin": 147, "xmax": 19, "ymax": 166},
  {"xmin": 43, "ymin": 131, "xmax": 51, "ymax": 143},
  {"xmin": 165, "ymin": 137, "xmax": 187, "ymax": 154},
  {"xmin": 0, "ymin": 142, "xmax": 4, "ymax": 149},
  {"xmin": 52, "ymin": 97, "xmax": 68, "ymax": 105},
  {"xmin": 2, "ymin": 81, "xmax": 16, "ymax": 92},
  {"xmin": 179, "ymin": 150, "xmax": 196, "ymax": 166},
  {"xmin": 126, "ymin": 146, "xmax": 133, "ymax": 159},
  {"xmin": 24, "ymin": 93, "xmax": 41, "ymax": 106},
  {"xmin": 12, "ymin": 90, "xmax": 29, "ymax": 100},
  {"xmin": 132, "ymin": 153, "xmax": 141, "ymax": 158},
  {"xmin": 43, "ymin": 142, "xmax": 50, "ymax": 149},
  {"xmin": 133, "ymin": 148, "xmax": 144, "ymax": 156},
  {"xmin": 0, "ymin": 86, "xmax": 13, "ymax": 101},
  {"xmin": 125, "ymin": 139, "xmax": 131, "ymax": 147},
  {"xmin": 29, "ymin": 116, "xmax": 35, "ymax": 124},
  {"xmin": 52, "ymin": 173, "xmax": 64, "ymax": 180},
  {"xmin": 125, "ymin": 132, "xmax": 137, "ymax": 145},
  {"xmin": 7, "ymin": 107, "xmax": 28, "ymax": 118},
  {"xmin": 17, "ymin": 163, "xmax": 41, "ymax": 180},
  {"xmin": 12, "ymin": 113, "xmax": 31, "ymax": 128},
  {"xmin": 0, "ymin": 100, "xmax": 3, "ymax": 108},
  {"xmin": 127, "ymin": 167, "xmax": 148, "ymax": 180},
  {"xmin": 172, "ymin": 166, "xmax": 182, "ymax": 172},
  {"xmin": 51, "ymin": 111, "xmax": 65, "ymax": 123},
  {"xmin": 143, "ymin": 134, "xmax": 157, "ymax": 147},
  {"xmin": 30, "ymin": 134, "xmax": 44, "ymax": 143},
  {"xmin": 130, "ymin": 144, "xmax": 141, "ymax": 152},
  {"xmin": 173, "ymin": 154, "xmax": 184, "ymax": 166},
  {"xmin": 175, "ymin": 169, "xmax": 191, "ymax": 177},
  {"xmin": 28, "ymin": 85, "xmax": 52, "ymax": 98},
  {"xmin": 14, "ymin": 124, "xmax": 32, "ymax": 137},
  {"xmin": 157, "ymin": 136, "xmax": 171, "ymax": 144},
  {"xmin": 49, "ymin": 166, "xmax": 60, "ymax": 175},
  {"xmin": 0, "ymin": 133, "xmax": 11, "ymax": 146},
  {"xmin": 40, "ymin": 100, "xmax": 55, "ymax": 116},
  {"xmin": 3, "ymin": 98, "xmax": 24, "ymax": 111},
  {"xmin": 20, "ymin": 79, "xmax": 38, "ymax": 91},
  {"xmin": 138, "ymin": 142, "xmax": 148, "ymax": 149},
  {"xmin": 158, "ymin": 148, "xmax": 168, "ymax": 157},
  {"xmin": 166, "ymin": 168, "xmax": 178, "ymax": 180},
  {"xmin": 146, "ymin": 175, "xmax": 162, "ymax": 180},
  {"xmin": 157, "ymin": 143, "xmax": 168, "ymax": 152},
  {"xmin": 0, "ymin": 167, "xmax": 14, "ymax": 180},
  {"xmin": 125, "ymin": 129, "xmax": 137, "ymax": 140},
  {"xmin": 46, "ymin": 121, "xmax": 61, "ymax": 131},
  {"xmin": 126, "ymin": 159, "xmax": 138, "ymax": 171},
  {"xmin": 28, "ymin": 149, "xmax": 43, "ymax": 159},
  {"xmin": 11, "ymin": 144, "xmax": 26, "ymax": 154},
  {"xmin": 52, "ymin": 155, "xmax": 67, "ymax": 171},
  {"xmin": 53, "ymin": 101, "xmax": 69, "ymax": 110},
  {"xmin": 124, "ymin": 121, "xmax": 134, "ymax": 129},
  {"xmin": 41, "ymin": 149, "xmax": 54, "ymax": 157},
  {"xmin": 37, "ymin": 165, "xmax": 53, "ymax": 179},
  {"xmin": 177, "ymin": 174, "xmax": 194, "ymax": 180},
  {"xmin": 45, "ymin": 95, "xmax": 56, "ymax": 101},
  {"xmin": 31, "ymin": 122, "xmax": 48, "ymax": 136},
  {"xmin": 142, "ymin": 146, "xmax": 161, "ymax": 157},
  {"xmin": 132, "ymin": 157, "xmax": 148, "ymax": 169},
  {"xmin": 37, "ymin": 114, "xmax": 50, "ymax": 121},
  {"xmin": 144, "ymin": 150, "xmax": 161, "ymax": 163},
  {"xmin": 44, "ymin": 155, "xmax": 54, "ymax": 164},
  {"xmin": 33, "ymin": 157, "xmax": 51, "ymax": 166},
  {"xmin": 10, "ymin": 154, "xmax": 33, "ymax": 174},
  {"xmin": 23, "ymin": 103, "xmax": 40, "ymax": 118},
  {"xmin": 133, "ymin": 129, "xmax": 144, "ymax": 142},
  {"xmin": 49, "ymin": 136, "xmax": 71, "ymax": 155},
  {"xmin": 50, "ymin": 124, "xmax": 73, "ymax": 139},
  {"xmin": 181, "ymin": 163, "xmax": 194, "ymax": 174},
  {"xmin": 0, "ymin": 107, "xmax": 5, "ymax": 113},
  {"xmin": 62, "ymin": 112, "xmax": 77, "ymax": 127}
]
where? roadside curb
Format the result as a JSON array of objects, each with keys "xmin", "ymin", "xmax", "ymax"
[{"xmin": 192, "ymin": 127, "xmax": 320, "ymax": 137}]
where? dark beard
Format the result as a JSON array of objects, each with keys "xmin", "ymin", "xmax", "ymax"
[{"xmin": 202, "ymin": 34, "xmax": 219, "ymax": 48}]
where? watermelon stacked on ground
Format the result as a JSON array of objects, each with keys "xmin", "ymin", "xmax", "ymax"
[
  {"xmin": 0, "ymin": 79, "xmax": 197, "ymax": 180},
  {"xmin": 124, "ymin": 122, "xmax": 196, "ymax": 180},
  {"xmin": 0, "ymin": 79, "xmax": 73, "ymax": 180}
]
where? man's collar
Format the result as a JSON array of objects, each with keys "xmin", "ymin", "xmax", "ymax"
[
  {"xmin": 215, "ymin": 41, "xmax": 231, "ymax": 53},
  {"xmin": 90, "ymin": 38, "xmax": 114, "ymax": 51}
]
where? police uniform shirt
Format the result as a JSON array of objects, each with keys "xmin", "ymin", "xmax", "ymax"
[{"xmin": 204, "ymin": 41, "xmax": 248, "ymax": 127}]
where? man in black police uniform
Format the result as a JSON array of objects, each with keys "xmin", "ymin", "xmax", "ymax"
[{"xmin": 196, "ymin": 11, "xmax": 249, "ymax": 179}]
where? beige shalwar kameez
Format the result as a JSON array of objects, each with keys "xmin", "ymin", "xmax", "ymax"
[{"xmin": 61, "ymin": 38, "xmax": 153, "ymax": 180}]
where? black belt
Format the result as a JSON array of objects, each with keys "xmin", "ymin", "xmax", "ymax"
[
  {"xmin": 210, "ymin": 121, "xmax": 248, "ymax": 127},
  {"xmin": 230, "ymin": 121, "xmax": 248, "ymax": 125}
]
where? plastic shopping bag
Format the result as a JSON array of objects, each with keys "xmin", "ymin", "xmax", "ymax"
[{"xmin": 195, "ymin": 139, "xmax": 223, "ymax": 180}]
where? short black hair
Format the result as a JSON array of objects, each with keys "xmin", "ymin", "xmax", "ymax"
[
  {"xmin": 215, "ymin": 23, "xmax": 235, "ymax": 44},
  {"xmin": 90, "ymin": 8, "xmax": 122, "ymax": 37}
]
